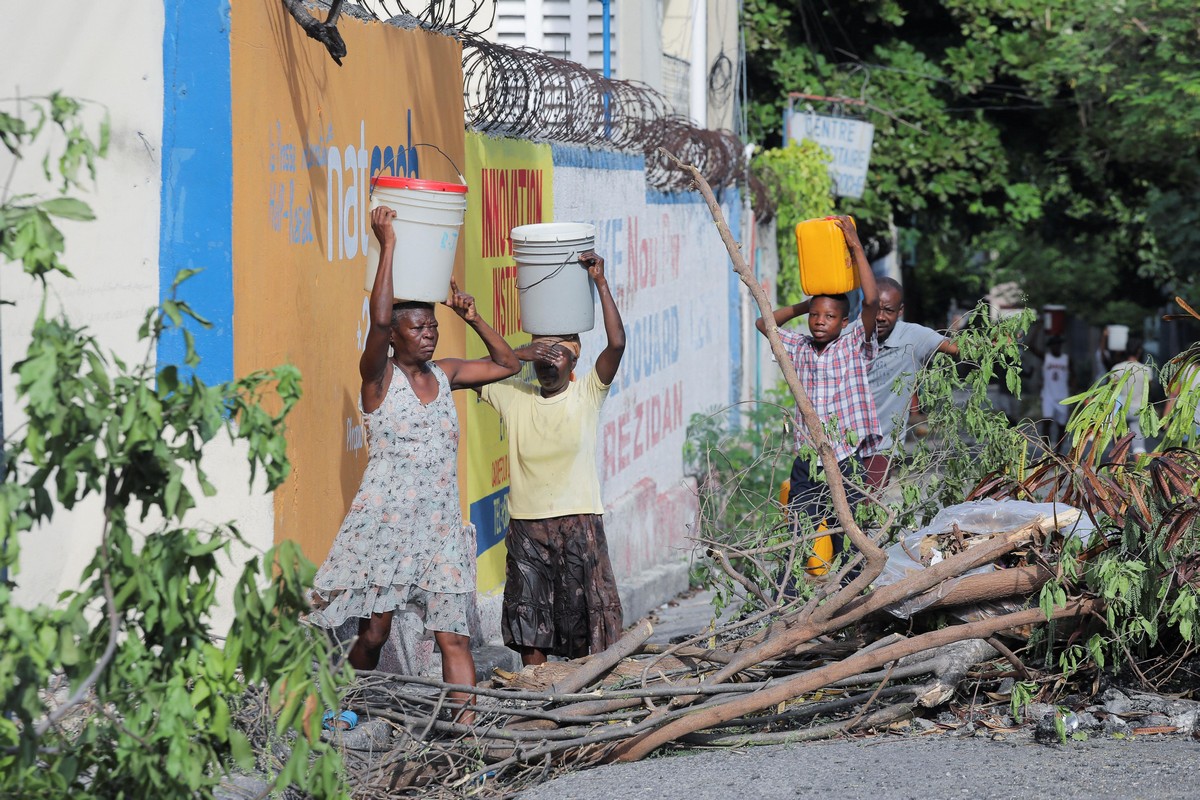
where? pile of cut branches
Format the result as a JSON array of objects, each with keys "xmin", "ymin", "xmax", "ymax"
[
  {"xmin": 281, "ymin": 159, "xmax": 1200, "ymax": 799},
  {"xmin": 298, "ymin": 498, "xmax": 1095, "ymax": 798}
]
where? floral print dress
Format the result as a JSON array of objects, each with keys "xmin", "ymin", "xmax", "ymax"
[{"xmin": 307, "ymin": 363, "xmax": 474, "ymax": 631}]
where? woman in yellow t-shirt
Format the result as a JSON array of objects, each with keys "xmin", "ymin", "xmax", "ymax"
[{"xmin": 477, "ymin": 250, "xmax": 626, "ymax": 665}]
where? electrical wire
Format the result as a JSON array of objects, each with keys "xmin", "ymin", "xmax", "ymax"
[{"xmin": 708, "ymin": 49, "xmax": 735, "ymax": 109}]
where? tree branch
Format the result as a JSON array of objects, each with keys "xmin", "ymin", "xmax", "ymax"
[
  {"xmin": 34, "ymin": 513, "xmax": 121, "ymax": 738},
  {"xmin": 280, "ymin": 0, "xmax": 348, "ymax": 65},
  {"xmin": 657, "ymin": 148, "xmax": 888, "ymax": 609},
  {"xmin": 613, "ymin": 599, "xmax": 1098, "ymax": 761}
]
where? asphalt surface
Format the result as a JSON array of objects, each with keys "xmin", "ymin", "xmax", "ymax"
[
  {"xmin": 518, "ymin": 591, "xmax": 1200, "ymax": 800},
  {"xmin": 518, "ymin": 734, "xmax": 1200, "ymax": 800}
]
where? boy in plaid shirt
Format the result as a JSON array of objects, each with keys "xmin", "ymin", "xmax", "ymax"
[{"xmin": 755, "ymin": 216, "xmax": 881, "ymax": 571}]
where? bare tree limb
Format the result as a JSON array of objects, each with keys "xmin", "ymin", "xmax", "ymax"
[
  {"xmin": 656, "ymin": 149, "xmax": 887, "ymax": 595},
  {"xmin": 549, "ymin": 619, "xmax": 653, "ymax": 694},
  {"xmin": 707, "ymin": 547, "xmax": 773, "ymax": 608},
  {"xmin": 280, "ymin": 0, "xmax": 348, "ymax": 65},
  {"xmin": 34, "ymin": 515, "xmax": 121, "ymax": 738},
  {"xmin": 612, "ymin": 599, "xmax": 1098, "ymax": 761}
]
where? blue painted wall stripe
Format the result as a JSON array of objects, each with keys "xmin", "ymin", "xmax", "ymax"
[
  {"xmin": 645, "ymin": 188, "xmax": 706, "ymax": 205},
  {"xmin": 159, "ymin": 0, "xmax": 234, "ymax": 384},
  {"xmin": 725, "ymin": 188, "xmax": 743, "ymax": 420},
  {"xmin": 551, "ymin": 144, "xmax": 644, "ymax": 172},
  {"xmin": 470, "ymin": 487, "xmax": 510, "ymax": 555}
]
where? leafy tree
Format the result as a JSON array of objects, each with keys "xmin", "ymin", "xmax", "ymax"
[
  {"xmin": 1, "ymin": 95, "xmax": 348, "ymax": 797},
  {"xmin": 741, "ymin": 0, "xmax": 1200, "ymax": 324},
  {"xmin": 751, "ymin": 139, "xmax": 837, "ymax": 305}
]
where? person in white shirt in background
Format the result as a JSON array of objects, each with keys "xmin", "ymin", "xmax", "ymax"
[
  {"xmin": 1039, "ymin": 335, "xmax": 1071, "ymax": 452},
  {"xmin": 1105, "ymin": 337, "xmax": 1152, "ymax": 455}
]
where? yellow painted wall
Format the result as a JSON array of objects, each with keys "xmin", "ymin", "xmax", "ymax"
[
  {"xmin": 230, "ymin": 3, "xmax": 468, "ymax": 563},
  {"xmin": 462, "ymin": 134, "xmax": 554, "ymax": 590}
]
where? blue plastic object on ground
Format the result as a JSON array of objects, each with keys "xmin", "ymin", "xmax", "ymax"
[{"xmin": 322, "ymin": 709, "xmax": 359, "ymax": 731}]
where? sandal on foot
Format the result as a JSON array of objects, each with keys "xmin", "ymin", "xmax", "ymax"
[{"xmin": 322, "ymin": 709, "xmax": 358, "ymax": 731}]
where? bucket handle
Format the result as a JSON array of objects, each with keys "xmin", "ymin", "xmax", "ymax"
[
  {"xmin": 368, "ymin": 143, "xmax": 466, "ymax": 199},
  {"xmin": 515, "ymin": 249, "xmax": 589, "ymax": 293}
]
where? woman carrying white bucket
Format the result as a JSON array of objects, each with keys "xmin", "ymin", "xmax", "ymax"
[
  {"xmin": 308, "ymin": 206, "xmax": 519, "ymax": 726},
  {"xmin": 475, "ymin": 250, "xmax": 627, "ymax": 665}
]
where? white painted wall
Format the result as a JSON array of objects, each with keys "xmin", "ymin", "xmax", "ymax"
[
  {"xmin": 552, "ymin": 148, "xmax": 740, "ymax": 613},
  {"xmin": 617, "ymin": 1, "xmax": 664, "ymax": 91},
  {"xmin": 660, "ymin": 0, "xmax": 741, "ymax": 130},
  {"xmin": 0, "ymin": 1, "xmax": 272, "ymax": 635},
  {"xmin": 745, "ymin": 216, "xmax": 781, "ymax": 402}
]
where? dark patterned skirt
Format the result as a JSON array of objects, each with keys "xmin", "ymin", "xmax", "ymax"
[{"xmin": 501, "ymin": 514, "xmax": 624, "ymax": 659}]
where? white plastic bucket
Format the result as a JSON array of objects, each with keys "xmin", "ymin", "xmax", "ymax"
[
  {"xmin": 511, "ymin": 222, "xmax": 597, "ymax": 335},
  {"xmin": 364, "ymin": 175, "xmax": 468, "ymax": 302},
  {"xmin": 1107, "ymin": 324, "xmax": 1130, "ymax": 352}
]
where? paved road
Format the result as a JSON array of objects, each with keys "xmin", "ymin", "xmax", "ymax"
[
  {"xmin": 519, "ymin": 591, "xmax": 1200, "ymax": 800},
  {"xmin": 519, "ymin": 734, "xmax": 1200, "ymax": 800}
]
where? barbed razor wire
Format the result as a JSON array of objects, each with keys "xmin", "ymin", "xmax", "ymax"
[
  {"xmin": 335, "ymin": 0, "xmax": 495, "ymax": 34},
  {"xmin": 282, "ymin": 4, "xmax": 754, "ymax": 195},
  {"xmin": 458, "ymin": 31, "xmax": 747, "ymax": 193}
]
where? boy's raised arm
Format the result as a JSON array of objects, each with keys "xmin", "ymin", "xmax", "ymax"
[
  {"xmin": 755, "ymin": 298, "xmax": 812, "ymax": 336},
  {"xmin": 834, "ymin": 216, "xmax": 878, "ymax": 339}
]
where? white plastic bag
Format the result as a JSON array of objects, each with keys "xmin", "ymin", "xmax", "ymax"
[{"xmin": 875, "ymin": 499, "xmax": 1094, "ymax": 619}]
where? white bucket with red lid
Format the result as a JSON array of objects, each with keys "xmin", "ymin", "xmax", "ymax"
[
  {"xmin": 510, "ymin": 222, "xmax": 597, "ymax": 335},
  {"xmin": 365, "ymin": 175, "xmax": 468, "ymax": 302}
]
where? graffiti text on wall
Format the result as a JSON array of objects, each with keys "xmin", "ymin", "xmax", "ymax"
[
  {"xmin": 266, "ymin": 112, "xmax": 426, "ymax": 263},
  {"xmin": 481, "ymin": 168, "xmax": 545, "ymax": 258},
  {"xmin": 601, "ymin": 380, "xmax": 684, "ymax": 479},
  {"xmin": 622, "ymin": 214, "xmax": 681, "ymax": 307},
  {"xmin": 268, "ymin": 120, "xmax": 315, "ymax": 247},
  {"xmin": 492, "ymin": 264, "xmax": 521, "ymax": 338},
  {"xmin": 610, "ymin": 305, "xmax": 680, "ymax": 397}
]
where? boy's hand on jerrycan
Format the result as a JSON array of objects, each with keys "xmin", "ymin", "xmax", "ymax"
[{"xmin": 828, "ymin": 215, "xmax": 862, "ymax": 256}]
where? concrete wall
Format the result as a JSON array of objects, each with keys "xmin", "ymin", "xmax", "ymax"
[
  {"xmin": 742, "ymin": 214, "xmax": 781, "ymax": 403},
  {"xmin": 552, "ymin": 145, "xmax": 742, "ymax": 620},
  {"xmin": 0, "ymin": 2, "xmax": 275, "ymax": 636},
  {"xmin": 227, "ymin": 2, "xmax": 468, "ymax": 566},
  {"xmin": 661, "ymin": 0, "xmax": 741, "ymax": 129},
  {"xmin": 1, "ymin": 3, "xmax": 469, "ymax": 637},
  {"xmin": 2, "ymin": 3, "xmax": 763, "ymax": 666}
]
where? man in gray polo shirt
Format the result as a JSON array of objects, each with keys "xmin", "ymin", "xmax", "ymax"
[{"xmin": 863, "ymin": 277, "xmax": 958, "ymax": 486}]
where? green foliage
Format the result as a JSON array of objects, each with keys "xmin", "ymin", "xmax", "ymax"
[
  {"xmin": 751, "ymin": 140, "xmax": 836, "ymax": 305},
  {"xmin": 684, "ymin": 385, "xmax": 796, "ymax": 537},
  {"xmin": 0, "ymin": 95, "xmax": 348, "ymax": 798},
  {"xmin": 684, "ymin": 386, "xmax": 799, "ymax": 615},
  {"xmin": 1009, "ymin": 679, "xmax": 1038, "ymax": 722},
  {"xmin": 0, "ymin": 92, "xmax": 109, "ymax": 281},
  {"xmin": 742, "ymin": 0, "xmax": 1200, "ymax": 320},
  {"xmin": 1052, "ymin": 708, "xmax": 1068, "ymax": 745},
  {"xmin": 1007, "ymin": 339, "xmax": 1200, "ymax": 679},
  {"xmin": 899, "ymin": 304, "xmax": 1033, "ymax": 525},
  {"xmin": 686, "ymin": 304, "xmax": 1032, "ymax": 615}
]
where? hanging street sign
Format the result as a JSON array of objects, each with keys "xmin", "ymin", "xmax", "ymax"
[{"xmin": 783, "ymin": 109, "xmax": 875, "ymax": 199}]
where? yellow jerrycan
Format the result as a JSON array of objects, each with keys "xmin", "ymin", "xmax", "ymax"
[
  {"xmin": 779, "ymin": 479, "xmax": 834, "ymax": 577},
  {"xmin": 794, "ymin": 216, "xmax": 859, "ymax": 296}
]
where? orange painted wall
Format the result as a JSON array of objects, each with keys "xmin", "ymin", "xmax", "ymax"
[{"xmin": 230, "ymin": 3, "xmax": 468, "ymax": 562}]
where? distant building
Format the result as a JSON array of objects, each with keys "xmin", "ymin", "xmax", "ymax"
[{"xmin": 467, "ymin": 1, "xmax": 741, "ymax": 130}]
